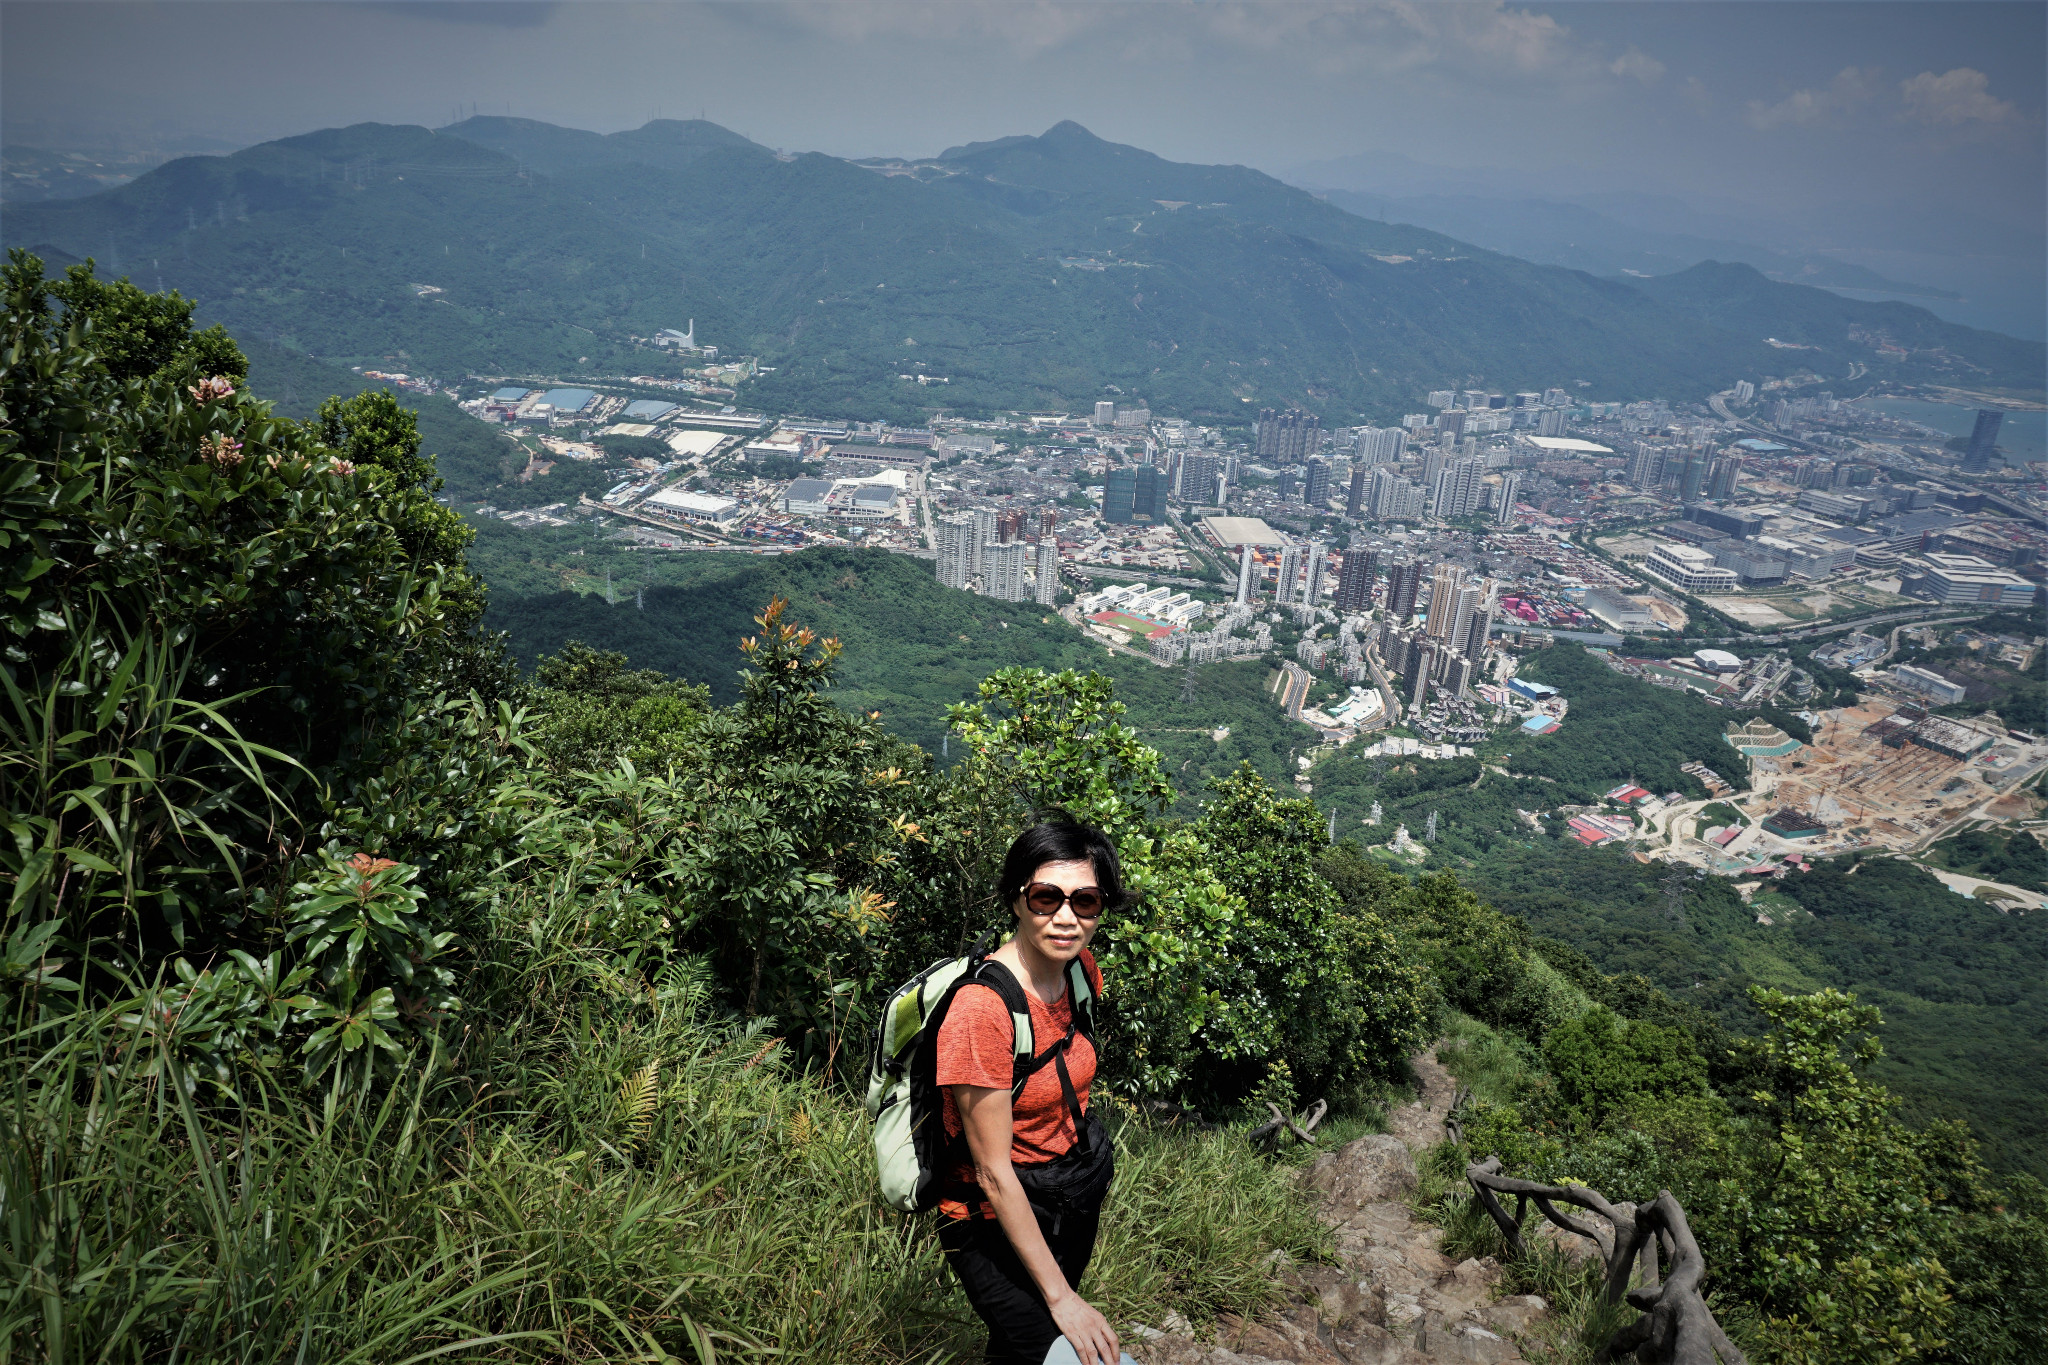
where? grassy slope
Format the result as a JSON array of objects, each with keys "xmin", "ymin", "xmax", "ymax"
[{"xmin": 474, "ymin": 534, "xmax": 1316, "ymax": 811}]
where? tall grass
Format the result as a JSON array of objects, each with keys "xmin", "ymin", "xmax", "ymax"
[{"xmin": 3, "ymin": 875, "xmax": 1326, "ymax": 1362}]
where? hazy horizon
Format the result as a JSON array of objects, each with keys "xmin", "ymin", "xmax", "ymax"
[{"xmin": 4, "ymin": 1, "xmax": 2043, "ymax": 338}]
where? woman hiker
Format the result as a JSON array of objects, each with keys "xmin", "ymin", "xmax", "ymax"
[{"xmin": 936, "ymin": 821, "xmax": 1134, "ymax": 1365}]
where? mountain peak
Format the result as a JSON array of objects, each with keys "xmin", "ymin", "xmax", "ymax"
[{"xmin": 1041, "ymin": 120, "xmax": 1102, "ymax": 143}]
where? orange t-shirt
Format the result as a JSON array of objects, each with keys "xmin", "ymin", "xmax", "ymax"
[{"xmin": 935, "ymin": 950, "xmax": 1103, "ymax": 1220}]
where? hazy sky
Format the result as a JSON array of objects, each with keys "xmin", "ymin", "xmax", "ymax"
[{"xmin": 5, "ymin": 2, "xmax": 2042, "ymax": 238}]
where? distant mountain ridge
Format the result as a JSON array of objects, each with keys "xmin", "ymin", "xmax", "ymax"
[
  {"xmin": 5, "ymin": 117, "xmax": 2038, "ymax": 418},
  {"xmin": 438, "ymin": 116, "xmax": 768, "ymax": 175}
]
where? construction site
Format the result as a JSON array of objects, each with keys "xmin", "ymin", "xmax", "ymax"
[{"xmin": 1732, "ymin": 699, "xmax": 2042, "ymax": 856}]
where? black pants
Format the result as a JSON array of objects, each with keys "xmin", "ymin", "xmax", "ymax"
[{"xmin": 939, "ymin": 1205, "xmax": 1101, "ymax": 1365}]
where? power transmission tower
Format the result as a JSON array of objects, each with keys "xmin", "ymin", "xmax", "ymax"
[
  {"xmin": 1327, "ymin": 810, "xmax": 1337, "ymax": 845},
  {"xmin": 1180, "ymin": 657, "xmax": 1199, "ymax": 705},
  {"xmin": 1425, "ymin": 810, "xmax": 1439, "ymax": 842},
  {"xmin": 1660, "ymin": 867, "xmax": 1689, "ymax": 925}
]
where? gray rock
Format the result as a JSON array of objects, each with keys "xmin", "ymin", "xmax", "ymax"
[
  {"xmin": 1305, "ymin": 1135, "xmax": 1419, "ymax": 1214},
  {"xmin": 1329, "ymin": 1322, "xmax": 1435, "ymax": 1365},
  {"xmin": 1421, "ymin": 1321, "xmax": 1516, "ymax": 1364},
  {"xmin": 1387, "ymin": 1050, "xmax": 1458, "ymax": 1152},
  {"xmin": 1430, "ymin": 1258, "xmax": 1503, "ymax": 1313},
  {"xmin": 1481, "ymin": 1295, "xmax": 1546, "ymax": 1338}
]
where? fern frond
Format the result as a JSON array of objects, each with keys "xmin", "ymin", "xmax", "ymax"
[{"xmin": 620, "ymin": 1061, "xmax": 659, "ymax": 1151}]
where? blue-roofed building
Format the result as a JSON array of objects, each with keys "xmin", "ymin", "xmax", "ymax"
[
  {"xmin": 623, "ymin": 399, "xmax": 676, "ymax": 420},
  {"xmin": 540, "ymin": 388, "xmax": 597, "ymax": 415},
  {"xmin": 1507, "ymin": 678, "xmax": 1558, "ymax": 702},
  {"xmin": 1736, "ymin": 439, "xmax": 1789, "ymax": 453},
  {"xmin": 491, "ymin": 386, "xmax": 530, "ymax": 403}
]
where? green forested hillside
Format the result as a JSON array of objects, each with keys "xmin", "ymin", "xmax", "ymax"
[
  {"xmin": 1466, "ymin": 845, "xmax": 2048, "ymax": 1179},
  {"xmin": 24, "ymin": 118, "xmax": 2038, "ymax": 422},
  {"xmin": 1507, "ymin": 644, "xmax": 1751, "ymax": 796},
  {"xmin": 476, "ymin": 533, "xmax": 1316, "ymax": 807},
  {"xmin": 240, "ymin": 336, "xmax": 516, "ymax": 497},
  {"xmin": 1634, "ymin": 262, "xmax": 2046, "ymax": 394},
  {"xmin": 3, "ymin": 123, "xmax": 739, "ymax": 379}
]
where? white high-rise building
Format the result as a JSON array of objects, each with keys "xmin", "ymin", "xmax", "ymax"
[
  {"xmin": 1538, "ymin": 408, "xmax": 1568, "ymax": 437},
  {"xmin": 1274, "ymin": 543, "xmax": 1304, "ymax": 605},
  {"xmin": 984, "ymin": 542, "xmax": 1032, "ymax": 602},
  {"xmin": 935, "ymin": 515, "xmax": 976, "ymax": 590},
  {"xmin": 1495, "ymin": 471, "xmax": 1521, "ymax": 526},
  {"xmin": 1368, "ymin": 466, "xmax": 1423, "ymax": 522},
  {"xmin": 1424, "ymin": 563, "xmax": 1468, "ymax": 640},
  {"xmin": 971, "ymin": 508, "xmax": 997, "ymax": 578},
  {"xmin": 1034, "ymin": 539, "xmax": 1060, "ymax": 606},
  {"xmin": 1354, "ymin": 426, "xmax": 1407, "ymax": 465},
  {"xmin": 1235, "ymin": 543, "xmax": 1258, "ymax": 606},
  {"xmin": 1432, "ymin": 457, "xmax": 1490, "ymax": 520},
  {"xmin": 1095, "ymin": 400, "xmax": 1117, "ymax": 428},
  {"xmin": 1303, "ymin": 541, "xmax": 1328, "ymax": 607}
]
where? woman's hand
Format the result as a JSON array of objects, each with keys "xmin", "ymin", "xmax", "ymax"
[{"xmin": 1047, "ymin": 1289, "xmax": 1121, "ymax": 1365}]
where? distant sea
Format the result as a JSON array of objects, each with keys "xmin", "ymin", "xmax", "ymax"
[{"xmin": 1848, "ymin": 398, "xmax": 2046, "ymax": 466}]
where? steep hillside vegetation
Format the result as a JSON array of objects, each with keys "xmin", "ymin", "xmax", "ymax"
[
  {"xmin": 476, "ymin": 534, "xmax": 1315, "ymax": 808},
  {"xmin": 27, "ymin": 119, "xmax": 2037, "ymax": 423}
]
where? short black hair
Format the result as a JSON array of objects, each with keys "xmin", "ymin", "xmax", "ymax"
[{"xmin": 998, "ymin": 821, "xmax": 1124, "ymax": 913}]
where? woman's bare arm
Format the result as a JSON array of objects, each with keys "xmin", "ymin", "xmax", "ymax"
[{"xmin": 955, "ymin": 1083, "xmax": 1121, "ymax": 1365}]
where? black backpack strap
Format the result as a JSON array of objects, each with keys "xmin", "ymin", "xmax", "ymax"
[{"xmin": 1066, "ymin": 958, "xmax": 1097, "ymax": 1041}]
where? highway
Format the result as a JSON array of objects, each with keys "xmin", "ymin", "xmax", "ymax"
[
  {"xmin": 1708, "ymin": 388, "xmax": 1820, "ymax": 453},
  {"xmin": 1362, "ymin": 642, "xmax": 1406, "ymax": 729}
]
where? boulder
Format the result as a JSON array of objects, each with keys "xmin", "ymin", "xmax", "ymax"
[
  {"xmin": 1429, "ymin": 1258, "xmax": 1503, "ymax": 1314},
  {"xmin": 1304, "ymin": 1135, "xmax": 1419, "ymax": 1214},
  {"xmin": 1481, "ymin": 1295, "xmax": 1547, "ymax": 1338},
  {"xmin": 1218, "ymin": 1309, "xmax": 1345, "ymax": 1364},
  {"xmin": 1279, "ymin": 1264, "xmax": 1385, "ymax": 1331},
  {"xmin": 1417, "ymin": 1319, "xmax": 1518, "ymax": 1364},
  {"xmin": 1328, "ymin": 1322, "xmax": 1436, "ymax": 1365}
]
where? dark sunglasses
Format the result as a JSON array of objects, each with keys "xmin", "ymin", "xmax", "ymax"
[{"xmin": 1020, "ymin": 882, "xmax": 1105, "ymax": 920}]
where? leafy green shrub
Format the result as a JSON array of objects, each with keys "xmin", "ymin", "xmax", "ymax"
[
  {"xmin": 1, "ymin": 249, "xmax": 505, "ymax": 1078},
  {"xmin": 1194, "ymin": 766, "xmax": 1431, "ymax": 1108},
  {"xmin": 1540, "ymin": 1005, "xmax": 1707, "ymax": 1130}
]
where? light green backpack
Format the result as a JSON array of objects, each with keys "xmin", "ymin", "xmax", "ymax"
[{"xmin": 865, "ymin": 939, "xmax": 1096, "ymax": 1213}]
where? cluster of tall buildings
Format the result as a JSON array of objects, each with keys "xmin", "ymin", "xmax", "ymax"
[
  {"xmin": 1169, "ymin": 450, "xmax": 1226, "ymax": 505},
  {"xmin": 1352, "ymin": 426, "xmax": 1408, "ymax": 465},
  {"xmin": 1233, "ymin": 538, "xmax": 1333, "ymax": 607},
  {"xmin": 1376, "ymin": 562, "xmax": 1496, "ymax": 708},
  {"xmin": 1254, "ymin": 408, "xmax": 1323, "ymax": 464},
  {"xmin": 1623, "ymin": 443, "xmax": 1743, "ymax": 502},
  {"xmin": 1093, "ymin": 400, "xmax": 1152, "ymax": 431},
  {"xmin": 1102, "ymin": 464, "xmax": 1168, "ymax": 524},
  {"xmin": 935, "ymin": 506, "xmax": 1059, "ymax": 605}
]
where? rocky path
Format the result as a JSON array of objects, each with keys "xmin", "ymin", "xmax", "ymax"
[{"xmin": 1132, "ymin": 1048, "xmax": 1548, "ymax": 1365}]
